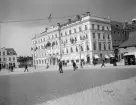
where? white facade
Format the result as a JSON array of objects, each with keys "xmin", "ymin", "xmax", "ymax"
[
  {"xmin": 0, "ymin": 47, "xmax": 18, "ymax": 68},
  {"xmin": 31, "ymin": 12, "xmax": 113, "ymax": 66}
]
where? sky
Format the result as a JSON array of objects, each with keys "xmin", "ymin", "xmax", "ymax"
[{"xmin": 0, "ymin": 0, "xmax": 136, "ymax": 56}]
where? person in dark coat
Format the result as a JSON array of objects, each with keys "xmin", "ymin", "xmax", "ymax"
[
  {"xmin": 24, "ymin": 65, "xmax": 29, "ymax": 72},
  {"xmin": 73, "ymin": 61, "xmax": 78, "ymax": 71},
  {"xmin": 59, "ymin": 61, "xmax": 63, "ymax": 73},
  {"xmin": 11, "ymin": 66, "xmax": 14, "ymax": 72},
  {"xmin": 101, "ymin": 59, "xmax": 105, "ymax": 68}
]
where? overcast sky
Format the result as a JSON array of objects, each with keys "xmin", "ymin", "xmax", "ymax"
[{"xmin": 0, "ymin": 0, "xmax": 136, "ymax": 56}]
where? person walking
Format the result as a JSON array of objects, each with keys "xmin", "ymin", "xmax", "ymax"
[
  {"xmin": 73, "ymin": 61, "xmax": 78, "ymax": 71},
  {"xmin": 101, "ymin": 59, "xmax": 105, "ymax": 68},
  {"xmin": 24, "ymin": 65, "xmax": 29, "ymax": 72},
  {"xmin": 11, "ymin": 65, "xmax": 14, "ymax": 72},
  {"xmin": 59, "ymin": 61, "xmax": 63, "ymax": 73}
]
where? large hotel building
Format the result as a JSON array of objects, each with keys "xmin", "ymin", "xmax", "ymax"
[{"xmin": 31, "ymin": 12, "xmax": 113, "ymax": 66}]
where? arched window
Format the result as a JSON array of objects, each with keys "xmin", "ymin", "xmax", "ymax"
[
  {"xmin": 76, "ymin": 47, "xmax": 78, "ymax": 52},
  {"xmin": 71, "ymin": 47, "xmax": 73, "ymax": 52},
  {"xmin": 87, "ymin": 45, "xmax": 89, "ymax": 50}
]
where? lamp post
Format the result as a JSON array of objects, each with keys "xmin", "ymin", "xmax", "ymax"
[{"xmin": 57, "ymin": 23, "xmax": 62, "ymax": 62}]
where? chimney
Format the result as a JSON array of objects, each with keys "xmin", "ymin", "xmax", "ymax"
[
  {"xmin": 68, "ymin": 19, "xmax": 72, "ymax": 24},
  {"xmin": 57, "ymin": 23, "xmax": 60, "ymax": 26},
  {"xmin": 76, "ymin": 15, "xmax": 81, "ymax": 21},
  {"xmin": 45, "ymin": 28, "xmax": 48, "ymax": 32},
  {"xmin": 86, "ymin": 12, "xmax": 90, "ymax": 16}
]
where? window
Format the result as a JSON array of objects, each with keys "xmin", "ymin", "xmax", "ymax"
[
  {"xmin": 107, "ymin": 26, "xmax": 109, "ymax": 30},
  {"xmin": 69, "ymin": 30, "xmax": 71, "ymax": 34},
  {"xmin": 71, "ymin": 48, "xmax": 73, "ymax": 52},
  {"xmin": 55, "ymin": 34, "xmax": 57, "ymax": 38},
  {"xmin": 41, "ymin": 39, "xmax": 42, "ymax": 42},
  {"xmin": 102, "ymin": 26, "xmax": 104, "ymax": 30},
  {"xmin": 86, "ymin": 34, "xmax": 88, "ymax": 39},
  {"xmin": 108, "ymin": 35, "xmax": 110, "ymax": 39},
  {"xmin": 92, "ymin": 24, "xmax": 94, "ymax": 29},
  {"xmin": 93, "ymin": 42, "xmax": 96, "ymax": 50},
  {"xmin": 85, "ymin": 25, "xmax": 88, "ymax": 30},
  {"xmin": 87, "ymin": 45, "xmax": 89, "ymax": 50},
  {"xmin": 0, "ymin": 58, "xmax": 1, "ymax": 61},
  {"xmin": 98, "ymin": 33, "xmax": 100, "ymax": 39},
  {"xmin": 99, "ymin": 42, "xmax": 101, "ymax": 50},
  {"xmin": 80, "ymin": 46, "xmax": 83, "ymax": 51},
  {"xmin": 45, "ymin": 59, "xmax": 46, "ymax": 64},
  {"xmin": 108, "ymin": 43, "xmax": 111, "ymax": 50},
  {"xmin": 79, "ymin": 27, "xmax": 82, "ymax": 32},
  {"xmin": 93, "ymin": 33, "xmax": 95, "ymax": 39},
  {"xmin": 103, "ymin": 34, "xmax": 105, "ymax": 39},
  {"xmin": 9, "ymin": 57, "xmax": 11, "ymax": 61},
  {"xmin": 3, "ymin": 58, "xmax": 6, "ymax": 61},
  {"xmin": 65, "ymin": 32, "xmax": 67, "ymax": 36},
  {"xmin": 3, "ymin": 52, "xmax": 5, "ymax": 55},
  {"xmin": 76, "ymin": 47, "xmax": 78, "ymax": 52},
  {"xmin": 74, "ymin": 29, "xmax": 76, "ymax": 33},
  {"xmin": 75, "ymin": 37, "xmax": 77, "ymax": 42},
  {"xmin": 67, "ymin": 49, "xmax": 68, "ymax": 53},
  {"xmin": 104, "ymin": 43, "xmax": 106, "ymax": 50},
  {"xmin": 0, "ymin": 52, "xmax": 1, "ymax": 56},
  {"xmin": 80, "ymin": 36, "xmax": 82, "ymax": 40},
  {"xmin": 52, "ymin": 35, "xmax": 54, "ymax": 39},
  {"xmin": 61, "ymin": 33, "xmax": 63, "ymax": 36},
  {"xmin": 97, "ymin": 25, "xmax": 100, "ymax": 30},
  {"xmin": 42, "ymin": 60, "xmax": 44, "ymax": 64}
]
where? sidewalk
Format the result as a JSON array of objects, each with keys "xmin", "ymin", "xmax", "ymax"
[
  {"xmin": 0, "ymin": 62, "xmax": 136, "ymax": 75},
  {"xmin": 36, "ymin": 76, "xmax": 136, "ymax": 105}
]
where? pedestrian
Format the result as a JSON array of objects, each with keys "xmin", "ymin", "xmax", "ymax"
[
  {"xmin": 34, "ymin": 65, "xmax": 36, "ymax": 69},
  {"xmin": 59, "ymin": 61, "xmax": 63, "ymax": 73},
  {"xmin": 101, "ymin": 59, "xmax": 105, "ymax": 68},
  {"xmin": 73, "ymin": 61, "xmax": 78, "ymax": 71},
  {"xmin": 24, "ymin": 65, "xmax": 29, "ymax": 72},
  {"xmin": 11, "ymin": 66, "xmax": 14, "ymax": 72},
  {"xmin": 80, "ymin": 61, "xmax": 83, "ymax": 68},
  {"xmin": 46, "ymin": 63, "xmax": 49, "ymax": 69}
]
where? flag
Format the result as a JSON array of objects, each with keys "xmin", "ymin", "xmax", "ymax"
[{"xmin": 48, "ymin": 14, "xmax": 52, "ymax": 22}]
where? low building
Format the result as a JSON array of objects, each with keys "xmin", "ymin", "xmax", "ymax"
[{"xmin": 0, "ymin": 47, "xmax": 18, "ymax": 69}]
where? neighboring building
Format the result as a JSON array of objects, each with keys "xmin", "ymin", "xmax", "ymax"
[
  {"xmin": 0, "ymin": 47, "xmax": 18, "ymax": 69},
  {"xmin": 119, "ymin": 31, "xmax": 136, "ymax": 59},
  {"xmin": 31, "ymin": 12, "xmax": 113, "ymax": 67},
  {"xmin": 17, "ymin": 56, "xmax": 33, "ymax": 68},
  {"xmin": 110, "ymin": 19, "xmax": 136, "ymax": 60}
]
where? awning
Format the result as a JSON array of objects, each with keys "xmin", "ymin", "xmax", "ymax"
[
  {"xmin": 74, "ymin": 56, "xmax": 80, "ymax": 60},
  {"xmin": 123, "ymin": 52, "xmax": 136, "ymax": 57},
  {"xmin": 94, "ymin": 54, "xmax": 99, "ymax": 59},
  {"xmin": 105, "ymin": 54, "xmax": 110, "ymax": 59},
  {"xmin": 109, "ymin": 53, "xmax": 114, "ymax": 57}
]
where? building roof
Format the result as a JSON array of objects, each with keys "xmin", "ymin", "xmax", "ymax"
[
  {"xmin": 119, "ymin": 31, "xmax": 136, "ymax": 48},
  {"xmin": 5, "ymin": 48, "xmax": 17, "ymax": 55}
]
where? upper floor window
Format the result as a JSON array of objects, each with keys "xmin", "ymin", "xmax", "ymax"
[
  {"xmin": 71, "ymin": 48, "xmax": 73, "ymax": 52},
  {"xmin": 0, "ymin": 58, "xmax": 1, "ymax": 61},
  {"xmin": 41, "ymin": 39, "xmax": 42, "ymax": 42},
  {"xmin": 99, "ymin": 42, "xmax": 101, "ymax": 50},
  {"xmin": 97, "ymin": 25, "xmax": 100, "ymax": 30},
  {"xmin": 9, "ymin": 57, "xmax": 11, "ymax": 61},
  {"xmin": 76, "ymin": 47, "xmax": 78, "ymax": 52},
  {"xmin": 79, "ymin": 27, "xmax": 82, "ymax": 32},
  {"xmin": 80, "ymin": 46, "xmax": 83, "ymax": 51},
  {"xmin": 65, "ymin": 32, "xmax": 67, "ymax": 36},
  {"xmin": 3, "ymin": 58, "xmax": 6, "ymax": 61},
  {"xmin": 102, "ymin": 26, "xmax": 104, "ymax": 30},
  {"xmin": 0, "ymin": 52, "xmax": 1, "ymax": 56},
  {"xmin": 107, "ymin": 26, "xmax": 109, "ymax": 30},
  {"xmin": 55, "ymin": 34, "xmax": 57, "ymax": 38},
  {"xmin": 69, "ymin": 30, "xmax": 72, "ymax": 34},
  {"xmin": 74, "ymin": 29, "xmax": 76, "ymax": 33},
  {"xmin": 108, "ymin": 42, "xmax": 111, "ymax": 50},
  {"xmin": 80, "ymin": 36, "xmax": 82, "ymax": 40},
  {"xmin": 92, "ymin": 24, "xmax": 94, "ymax": 29},
  {"xmin": 86, "ymin": 34, "xmax": 88, "ymax": 39},
  {"xmin": 75, "ymin": 37, "xmax": 77, "ymax": 42},
  {"xmin": 3, "ymin": 52, "xmax": 5, "ymax": 56},
  {"xmin": 87, "ymin": 45, "xmax": 89, "ymax": 50},
  {"xmin": 103, "ymin": 43, "xmax": 106, "ymax": 50},
  {"xmin": 103, "ymin": 34, "xmax": 105, "ymax": 39},
  {"xmin": 93, "ymin": 42, "xmax": 96, "ymax": 50},
  {"xmin": 98, "ymin": 33, "xmax": 101, "ymax": 39},
  {"xmin": 52, "ymin": 35, "xmax": 54, "ymax": 39},
  {"xmin": 85, "ymin": 25, "xmax": 88, "ymax": 30},
  {"xmin": 108, "ymin": 35, "xmax": 110, "ymax": 39},
  {"xmin": 93, "ymin": 33, "xmax": 95, "ymax": 39}
]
